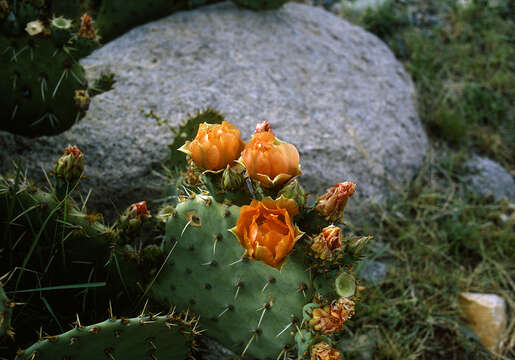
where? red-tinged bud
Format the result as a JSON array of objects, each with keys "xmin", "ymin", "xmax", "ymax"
[
  {"xmin": 54, "ymin": 145, "xmax": 84, "ymax": 182},
  {"xmin": 119, "ymin": 201, "xmax": 151, "ymax": 235},
  {"xmin": 315, "ymin": 182, "xmax": 355, "ymax": 222},
  {"xmin": 255, "ymin": 121, "xmax": 272, "ymax": 133}
]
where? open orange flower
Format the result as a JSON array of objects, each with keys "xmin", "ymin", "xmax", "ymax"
[
  {"xmin": 179, "ymin": 121, "xmax": 245, "ymax": 171},
  {"xmin": 240, "ymin": 130, "xmax": 300, "ymax": 188},
  {"xmin": 231, "ymin": 198, "xmax": 303, "ymax": 269}
]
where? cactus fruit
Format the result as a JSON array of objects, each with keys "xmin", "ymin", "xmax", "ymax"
[
  {"xmin": 14, "ymin": 311, "xmax": 200, "ymax": 360},
  {"xmin": 0, "ymin": 280, "xmax": 14, "ymax": 339},
  {"xmin": 231, "ymin": 0, "xmax": 290, "ymax": 11}
]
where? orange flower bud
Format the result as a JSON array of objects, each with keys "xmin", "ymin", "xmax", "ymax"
[
  {"xmin": 231, "ymin": 198, "xmax": 303, "ymax": 269},
  {"xmin": 240, "ymin": 131, "xmax": 300, "ymax": 188},
  {"xmin": 311, "ymin": 225, "xmax": 342, "ymax": 260},
  {"xmin": 311, "ymin": 342, "xmax": 341, "ymax": 360},
  {"xmin": 255, "ymin": 121, "xmax": 272, "ymax": 133},
  {"xmin": 179, "ymin": 121, "xmax": 245, "ymax": 171},
  {"xmin": 315, "ymin": 182, "xmax": 355, "ymax": 222},
  {"xmin": 309, "ymin": 297, "xmax": 355, "ymax": 334}
]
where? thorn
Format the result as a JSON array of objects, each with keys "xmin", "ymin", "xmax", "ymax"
[
  {"xmin": 262, "ymin": 276, "xmax": 276, "ymax": 293},
  {"xmin": 53, "ymin": 69, "xmax": 68, "ymax": 98},
  {"xmin": 228, "ymin": 258, "xmax": 243, "ymax": 266},
  {"xmin": 241, "ymin": 330, "xmax": 258, "ymax": 358},
  {"xmin": 147, "ymin": 337, "xmax": 157, "ymax": 350},
  {"xmin": 108, "ymin": 300, "xmax": 115, "ymax": 320},
  {"xmin": 74, "ymin": 314, "xmax": 83, "ymax": 329},
  {"xmin": 11, "ymin": 105, "xmax": 18, "ymax": 121},
  {"xmin": 181, "ymin": 219, "xmax": 192, "ymax": 237},
  {"xmin": 140, "ymin": 299, "xmax": 149, "ymax": 317},
  {"xmin": 257, "ymin": 307, "xmax": 267, "ymax": 328},
  {"xmin": 234, "ymin": 281, "xmax": 243, "ymax": 300},
  {"xmin": 217, "ymin": 305, "xmax": 232, "ymax": 318},
  {"xmin": 275, "ymin": 322, "xmax": 292, "ymax": 337}
]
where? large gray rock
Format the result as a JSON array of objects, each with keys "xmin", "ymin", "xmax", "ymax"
[
  {"xmin": 0, "ymin": 2, "xmax": 428, "ymax": 220},
  {"xmin": 464, "ymin": 156, "xmax": 515, "ymax": 201}
]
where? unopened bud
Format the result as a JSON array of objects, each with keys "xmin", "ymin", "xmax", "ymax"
[
  {"xmin": 222, "ymin": 164, "xmax": 244, "ymax": 191},
  {"xmin": 277, "ymin": 178, "xmax": 306, "ymax": 209},
  {"xmin": 119, "ymin": 201, "xmax": 151, "ymax": 235},
  {"xmin": 311, "ymin": 225, "xmax": 342, "ymax": 260},
  {"xmin": 346, "ymin": 235, "xmax": 373, "ymax": 257},
  {"xmin": 54, "ymin": 145, "xmax": 84, "ymax": 182},
  {"xmin": 315, "ymin": 182, "xmax": 355, "ymax": 222}
]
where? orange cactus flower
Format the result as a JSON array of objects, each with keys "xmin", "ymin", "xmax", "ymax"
[
  {"xmin": 310, "ymin": 342, "xmax": 341, "ymax": 360},
  {"xmin": 311, "ymin": 225, "xmax": 343, "ymax": 260},
  {"xmin": 309, "ymin": 297, "xmax": 355, "ymax": 334},
  {"xmin": 231, "ymin": 198, "xmax": 303, "ymax": 269},
  {"xmin": 315, "ymin": 182, "xmax": 355, "ymax": 222},
  {"xmin": 179, "ymin": 121, "xmax": 245, "ymax": 171},
  {"xmin": 240, "ymin": 131, "xmax": 300, "ymax": 188}
]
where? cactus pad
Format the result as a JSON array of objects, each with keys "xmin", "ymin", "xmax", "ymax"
[
  {"xmin": 0, "ymin": 284, "xmax": 14, "ymax": 339},
  {"xmin": 15, "ymin": 312, "xmax": 199, "ymax": 360},
  {"xmin": 151, "ymin": 195, "xmax": 316, "ymax": 359}
]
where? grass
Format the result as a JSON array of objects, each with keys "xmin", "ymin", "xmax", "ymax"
[
  {"xmin": 341, "ymin": 0, "xmax": 514, "ymax": 171},
  {"xmin": 335, "ymin": 1, "xmax": 515, "ymax": 358},
  {"xmin": 345, "ymin": 149, "xmax": 514, "ymax": 359}
]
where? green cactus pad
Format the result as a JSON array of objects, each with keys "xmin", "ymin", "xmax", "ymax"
[
  {"xmin": 0, "ymin": 34, "xmax": 88, "ymax": 137},
  {"xmin": 14, "ymin": 313, "xmax": 198, "ymax": 360},
  {"xmin": 151, "ymin": 195, "xmax": 315, "ymax": 359}
]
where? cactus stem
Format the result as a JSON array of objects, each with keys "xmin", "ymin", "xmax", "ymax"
[{"xmin": 275, "ymin": 322, "xmax": 292, "ymax": 337}]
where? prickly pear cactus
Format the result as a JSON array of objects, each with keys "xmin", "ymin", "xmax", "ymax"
[
  {"xmin": 0, "ymin": 0, "xmax": 99, "ymax": 137},
  {"xmin": 14, "ymin": 311, "xmax": 200, "ymax": 360},
  {"xmin": 0, "ymin": 282, "xmax": 14, "ymax": 339},
  {"xmin": 148, "ymin": 117, "xmax": 372, "ymax": 359},
  {"xmin": 0, "ymin": 34, "xmax": 89, "ymax": 137}
]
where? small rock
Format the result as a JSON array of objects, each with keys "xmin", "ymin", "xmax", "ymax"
[
  {"xmin": 463, "ymin": 155, "xmax": 515, "ymax": 201},
  {"xmin": 458, "ymin": 292, "xmax": 507, "ymax": 353},
  {"xmin": 359, "ymin": 260, "xmax": 387, "ymax": 284}
]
